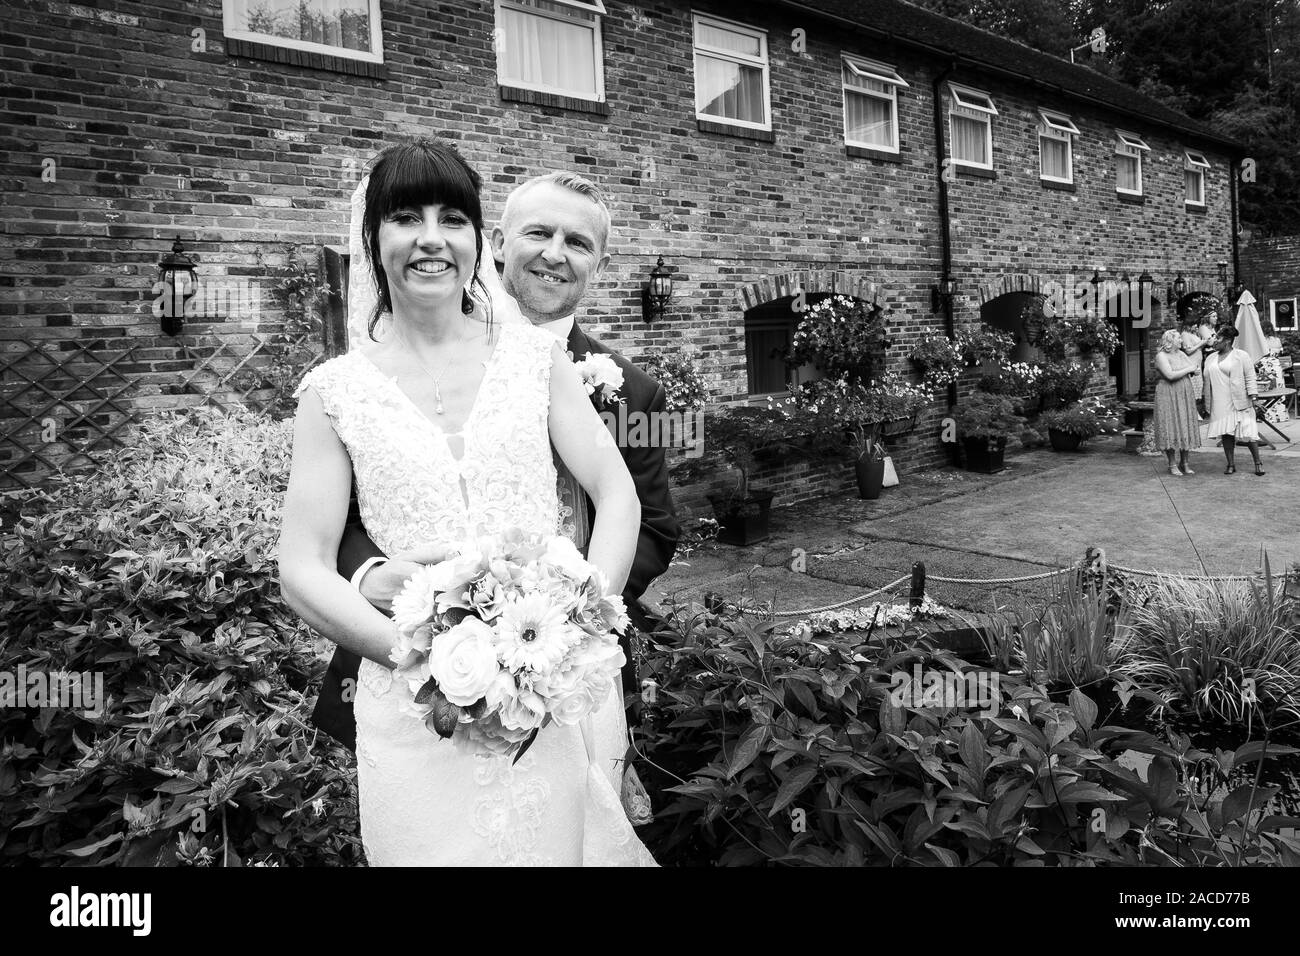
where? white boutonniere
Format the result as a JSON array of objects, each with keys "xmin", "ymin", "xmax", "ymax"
[{"xmin": 573, "ymin": 352, "xmax": 625, "ymax": 406}]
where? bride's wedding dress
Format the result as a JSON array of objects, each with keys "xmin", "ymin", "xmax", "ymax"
[{"xmin": 295, "ymin": 321, "xmax": 657, "ymax": 866}]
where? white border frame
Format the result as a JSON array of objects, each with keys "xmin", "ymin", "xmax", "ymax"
[
  {"xmin": 1037, "ymin": 111, "xmax": 1076, "ymax": 184},
  {"xmin": 222, "ymin": 0, "xmax": 384, "ymax": 64},
  {"xmin": 1271, "ymin": 297, "xmax": 1298, "ymax": 332},
  {"xmin": 1115, "ymin": 129, "xmax": 1148, "ymax": 196},
  {"xmin": 948, "ymin": 83, "xmax": 996, "ymax": 171},
  {"xmin": 1184, "ymin": 150, "xmax": 1209, "ymax": 206},
  {"xmin": 842, "ymin": 54, "xmax": 905, "ymax": 152},
  {"xmin": 495, "ymin": 0, "xmax": 606, "ymax": 102},
  {"xmin": 692, "ymin": 12, "xmax": 771, "ymax": 132}
]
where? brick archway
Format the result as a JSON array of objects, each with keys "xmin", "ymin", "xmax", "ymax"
[
  {"xmin": 976, "ymin": 273, "xmax": 1047, "ymax": 306},
  {"xmin": 737, "ymin": 270, "xmax": 888, "ymax": 311}
]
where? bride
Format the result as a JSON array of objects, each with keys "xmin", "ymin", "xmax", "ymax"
[{"xmin": 278, "ymin": 139, "xmax": 656, "ymax": 866}]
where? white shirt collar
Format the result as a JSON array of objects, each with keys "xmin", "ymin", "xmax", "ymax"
[{"xmin": 537, "ymin": 314, "xmax": 575, "ymax": 342}]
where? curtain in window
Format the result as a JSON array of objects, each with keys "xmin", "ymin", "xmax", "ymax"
[
  {"xmin": 1117, "ymin": 155, "xmax": 1140, "ymax": 191},
  {"xmin": 1040, "ymin": 136, "xmax": 1069, "ymax": 179},
  {"xmin": 696, "ymin": 23, "xmax": 761, "ymax": 57},
  {"xmin": 500, "ymin": 6, "xmax": 597, "ymax": 95},
  {"xmin": 846, "ymin": 91, "xmax": 892, "ymax": 148},
  {"xmin": 697, "ymin": 55, "xmax": 764, "ymax": 123},
  {"xmin": 232, "ymin": 0, "xmax": 371, "ymax": 52},
  {"xmin": 1185, "ymin": 170, "xmax": 1203, "ymax": 202},
  {"xmin": 951, "ymin": 114, "xmax": 988, "ymax": 165}
]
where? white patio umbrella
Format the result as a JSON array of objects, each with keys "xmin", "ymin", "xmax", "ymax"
[{"xmin": 1234, "ymin": 289, "xmax": 1268, "ymax": 362}]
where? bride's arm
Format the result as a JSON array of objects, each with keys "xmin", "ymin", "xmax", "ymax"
[
  {"xmin": 547, "ymin": 342, "xmax": 639, "ymax": 596},
  {"xmin": 278, "ymin": 388, "xmax": 399, "ymax": 667}
]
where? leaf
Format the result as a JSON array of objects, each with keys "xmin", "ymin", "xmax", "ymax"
[
  {"xmin": 958, "ymin": 721, "xmax": 990, "ymax": 781},
  {"xmin": 925, "ymin": 843, "xmax": 961, "ymax": 867},
  {"xmin": 770, "ymin": 764, "xmax": 818, "ymax": 815},
  {"xmin": 511, "ymin": 727, "xmax": 540, "ymax": 765},
  {"xmin": 413, "ymin": 677, "xmax": 439, "ymax": 706},
  {"xmin": 1222, "ymin": 785, "xmax": 1280, "ymax": 825},
  {"xmin": 60, "ymin": 832, "xmax": 124, "ymax": 858},
  {"xmin": 988, "ymin": 784, "xmax": 1030, "ymax": 836},
  {"xmin": 1068, "ymin": 688, "xmax": 1097, "ymax": 732},
  {"xmin": 727, "ymin": 726, "xmax": 766, "ymax": 779}
]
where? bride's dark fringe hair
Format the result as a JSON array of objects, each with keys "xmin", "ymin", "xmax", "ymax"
[{"xmin": 362, "ymin": 138, "xmax": 492, "ymax": 341}]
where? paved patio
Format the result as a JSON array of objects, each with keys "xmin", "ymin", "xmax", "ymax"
[{"xmin": 648, "ymin": 416, "xmax": 1300, "ymax": 619}]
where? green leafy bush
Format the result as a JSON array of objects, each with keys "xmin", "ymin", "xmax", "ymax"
[
  {"xmin": 635, "ymin": 605, "xmax": 1300, "ymax": 866},
  {"xmin": 951, "ymin": 392, "xmax": 1027, "ymax": 440},
  {"xmin": 639, "ymin": 348, "xmax": 708, "ymax": 414},
  {"xmin": 0, "ymin": 408, "xmax": 360, "ymax": 866}
]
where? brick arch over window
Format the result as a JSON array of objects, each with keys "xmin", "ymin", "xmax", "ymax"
[
  {"xmin": 736, "ymin": 271, "xmax": 888, "ymax": 311},
  {"xmin": 975, "ymin": 273, "xmax": 1046, "ymax": 306}
]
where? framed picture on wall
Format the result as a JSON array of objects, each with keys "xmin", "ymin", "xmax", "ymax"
[{"xmin": 1271, "ymin": 298, "xmax": 1297, "ymax": 331}]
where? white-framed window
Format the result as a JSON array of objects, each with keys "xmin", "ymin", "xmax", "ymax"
[
  {"xmin": 495, "ymin": 0, "xmax": 606, "ymax": 101},
  {"xmin": 1038, "ymin": 110, "xmax": 1079, "ymax": 183},
  {"xmin": 222, "ymin": 0, "xmax": 383, "ymax": 63},
  {"xmin": 948, "ymin": 83, "xmax": 997, "ymax": 169},
  {"xmin": 1185, "ymin": 150, "xmax": 1210, "ymax": 206},
  {"xmin": 1115, "ymin": 129, "xmax": 1149, "ymax": 195},
  {"xmin": 693, "ymin": 13, "xmax": 771, "ymax": 131},
  {"xmin": 842, "ymin": 54, "xmax": 907, "ymax": 152},
  {"xmin": 1270, "ymin": 297, "xmax": 1297, "ymax": 332}
]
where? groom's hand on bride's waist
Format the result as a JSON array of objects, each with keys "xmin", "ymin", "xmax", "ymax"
[{"xmin": 357, "ymin": 544, "xmax": 453, "ymax": 611}]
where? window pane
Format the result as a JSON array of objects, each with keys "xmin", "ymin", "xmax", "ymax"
[
  {"xmin": 696, "ymin": 21, "xmax": 761, "ymax": 57},
  {"xmin": 697, "ymin": 55, "xmax": 765, "ymax": 123},
  {"xmin": 1041, "ymin": 136, "xmax": 1069, "ymax": 179},
  {"xmin": 846, "ymin": 90, "xmax": 894, "ymax": 148},
  {"xmin": 1118, "ymin": 155, "xmax": 1139, "ymax": 191},
  {"xmin": 1186, "ymin": 170, "xmax": 1203, "ymax": 203},
  {"xmin": 500, "ymin": 7, "xmax": 597, "ymax": 95},
  {"xmin": 746, "ymin": 327, "xmax": 790, "ymax": 394},
  {"xmin": 232, "ymin": 0, "xmax": 372, "ymax": 52},
  {"xmin": 952, "ymin": 113, "xmax": 988, "ymax": 164}
]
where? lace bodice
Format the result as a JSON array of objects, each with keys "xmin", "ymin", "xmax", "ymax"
[{"xmin": 294, "ymin": 322, "xmax": 561, "ymax": 555}]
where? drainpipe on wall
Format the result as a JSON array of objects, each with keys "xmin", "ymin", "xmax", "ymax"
[
  {"xmin": 933, "ymin": 59, "xmax": 958, "ymax": 408},
  {"xmin": 1230, "ymin": 156, "xmax": 1241, "ymax": 295}
]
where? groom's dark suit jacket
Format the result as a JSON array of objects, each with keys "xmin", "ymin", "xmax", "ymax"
[{"xmin": 313, "ymin": 320, "xmax": 680, "ymax": 751}]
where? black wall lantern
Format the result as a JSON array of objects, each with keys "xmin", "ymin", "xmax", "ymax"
[
  {"xmin": 1138, "ymin": 271, "xmax": 1154, "ymax": 312},
  {"xmin": 1217, "ymin": 260, "xmax": 1229, "ymax": 285},
  {"xmin": 155, "ymin": 236, "xmax": 198, "ymax": 336},
  {"xmin": 930, "ymin": 277, "xmax": 957, "ymax": 312},
  {"xmin": 1167, "ymin": 271, "xmax": 1187, "ymax": 307},
  {"xmin": 641, "ymin": 255, "xmax": 673, "ymax": 323}
]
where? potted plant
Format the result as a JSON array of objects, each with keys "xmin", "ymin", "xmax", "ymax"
[
  {"xmin": 1038, "ymin": 399, "xmax": 1123, "ymax": 452},
  {"xmin": 669, "ymin": 404, "xmax": 805, "ymax": 545},
  {"xmin": 908, "ymin": 334, "xmax": 964, "ymax": 391},
  {"xmin": 790, "ymin": 372, "xmax": 932, "ymax": 499},
  {"xmin": 951, "ymin": 392, "xmax": 1027, "ymax": 473},
  {"xmin": 976, "ymin": 361, "xmax": 1045, "ymax": 414},
  {"xmin": 786, "ymin": 294, "xmax": 889, "ymax": 382},
  {"xmin": 1036, "ymin": 360, "xmax": 1094, "ymax": 410},
  {"xmin": 954, "ymin": 326, "xmax": 1016, "ymax": 368},
  {"xmin": 1041, "ymin": 314, "xmax": 1122, "ymax": 362}
]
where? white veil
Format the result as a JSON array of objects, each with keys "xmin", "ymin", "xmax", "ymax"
[{"xmin": 346, "ymin": 176, "xmax": 525, "ymax": 349}]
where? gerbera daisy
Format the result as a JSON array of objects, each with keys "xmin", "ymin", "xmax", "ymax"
[{"xmin": 494, "ymin": 592, "xmax": 576, "ymax": 673}]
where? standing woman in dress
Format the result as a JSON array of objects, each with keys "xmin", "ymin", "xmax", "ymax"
[
  {"xmin": 1152, "ymin": 329, "xmax": 1201, "ymax": 476},
  {"xmin": 1202, "ymin": 325, "xmax": 1264, "ymax": 475},
  {"xmin": 1179, "ymin": 312, "xmax": 1216, "ymax": 406}
]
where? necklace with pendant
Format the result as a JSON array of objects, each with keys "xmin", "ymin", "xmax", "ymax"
[{"xmin": 400, "ymin": 322, "xmax": 469, "ymax": 415}]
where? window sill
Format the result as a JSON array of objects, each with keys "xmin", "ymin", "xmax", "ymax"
[
  {"xmin": 698, "ymin": 119, "xmax": 775, "ymax": 143},
  {"xmin": 1116, "ymin": 191, "xmax": 1145, "ymax": 205},
  {"xmin": 847, "ymin": 145, "xmax": 903, "ymax": 163},
  {"xmin": 224, "ymin": 37, "xmax": 386, "ymax": 79},
  {"xmin": 955, "ymin": 165, "xmax": 997, "ymax": 180},
  {"xmin": 1040, "ymin": 178, "xmax": 1076, "ymax": 192},
  {"xmin": 1184, "ymin": 202, "xmax": 1207, "ymax": 215},
  {"xmin": 500, "ymin": 85, "xmax": 610, "ymax": 116}
]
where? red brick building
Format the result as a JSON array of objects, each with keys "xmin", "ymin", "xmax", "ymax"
[{"xmin": 1, "ymin": 0, "xmax": 1239, "ymax": 506}]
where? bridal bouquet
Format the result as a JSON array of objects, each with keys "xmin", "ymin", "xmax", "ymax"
[{"xmin": 388, "ymin": 528, "xmax": 629, "ymax": 760}]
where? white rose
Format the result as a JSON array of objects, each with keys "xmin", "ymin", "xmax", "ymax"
[
  {"xmin": 428, "ymin": 617, "xmax": 499, "ymax": 706},
  {"xmin": 498, "ymin": 686, "xmax": 547, "ymax": 732},
  {"xmin": 551, "ymin": 686, "xmax": 596, "ymax": 726}
]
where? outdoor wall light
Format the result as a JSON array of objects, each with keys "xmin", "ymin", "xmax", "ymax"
[
  {"xmin": 930, "ymin": 277, "xmax": 957, "ymax": 312},
  {"xmin": 1138, "ymin": 272, "xmax": 1154, "ymax": 309},
  {"xmin": 1217, "ymin": 260, "xmax": 1229, "ymax": 285},
  {"xmin": 155, "ymin": 236, "xmax": 198, "ymax": 337},
  {"xmin": 1167, "ymin": 272, "xmax": 1187, "ymax": 307},
  {"xmin": 641, "ymin": 255, "xmax": 673, "ymax": 323}
]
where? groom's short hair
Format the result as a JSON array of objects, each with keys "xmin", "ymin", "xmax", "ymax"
[{"xmin": 501, "ymin": 171, "xmax": 612, "ymax": 254}]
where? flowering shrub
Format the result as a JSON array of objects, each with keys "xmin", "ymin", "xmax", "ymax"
[
  {"xmin": 908, "ymin": 334, "xmax": 964, "ymax": 390},
  {"xmin": 1037, "ymin": 361, "xmax": 1095, "ymax": 409},
  {"xmin": 1039, "ymin": 397, "xmax": 1124, "ymax": 440},
  {"xmin": 669, "ymin": 403, "xmax": 808, "ymax": 504},
  {"xmin": 791, "ymin": 598, "xmax": 951, "ymax": 636},
  {"xmin": 977, "ymin": 361, "xmax": 1044, "ymax": 399},
  {"xmin": 787, "ymin": 294, "xmax": 889, "ymax": 380},
  {"xmin": 788, "ymin": 372, "xmax": 932, "ymax": 456},
  {"xmin": 954, "ymin": 326, "xmax": 1015, "ymax": 366},
  {"xmin": 952, "ymin": 392, "xmax": 1027, "ymax": 440},
  {"xmin": 640, "ymin": 349, "xmax": 708, "ymax": 414},
  {"xmin": 0, "ymin": 408, "xmax": 361, "ymax": 866},
  {"xmin": 1041, "ymin": 314, "xmax": 1122, "ymax": 360}
]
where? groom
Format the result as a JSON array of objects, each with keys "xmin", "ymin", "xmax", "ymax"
[{"xmin": 313, "ymin": 171, "xmax": 681, "ymax": 751}]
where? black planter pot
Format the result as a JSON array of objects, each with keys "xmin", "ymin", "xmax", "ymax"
[
  {"xmin": 1048, "ymin": 427, "xmax": 1084, "ymax": 452},
  {"xmin": 708, "ymin": 490, "xmax": 774, "ymax": 546},
  {"xmin": 961, "ymin": 435, "xmax": 1006, "ymax": 474},
  {"xmin": 854, "ymin": 453, "xmax": 885, "ymax": 499}
]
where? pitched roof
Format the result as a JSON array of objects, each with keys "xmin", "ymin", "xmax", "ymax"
[{"xmin": 775, "ymin": 0, "xmax": 1237, "ymax": 151}]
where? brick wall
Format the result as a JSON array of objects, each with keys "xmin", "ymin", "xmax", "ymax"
[
  {"xmin": 1240, "ymin": 233, "xmax": 1300, "ymax": 334},
  {"xmin": 1, "ymin": 0, "xmax": 1234, "ymax": 506}
]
